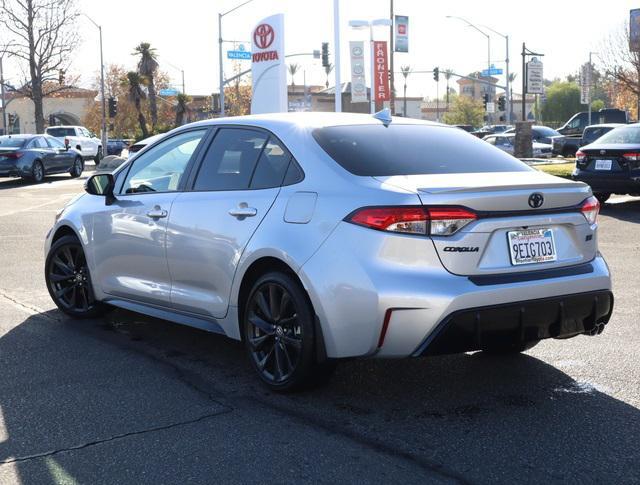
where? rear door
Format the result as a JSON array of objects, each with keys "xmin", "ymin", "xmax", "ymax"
[
  {"xmin": 28, "ymin": 137, "xmax": 57, "ymax": 171},
  {"xmin": 166, "ymin": 127, "xmax": 291, "ymax": 319}
]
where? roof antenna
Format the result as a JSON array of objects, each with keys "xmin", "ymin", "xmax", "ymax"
[{"xmin": 373, "ymin": 108, "xmax": 392, "ymax": 126}]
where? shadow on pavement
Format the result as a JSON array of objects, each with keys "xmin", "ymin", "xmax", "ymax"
[
  {"xmin": 601, "ymin": 199, "xmax": 640, "ymax": 224},
  {"xmin": 1, "ymin": 308, "xmax": 638, "ymax": 483}
]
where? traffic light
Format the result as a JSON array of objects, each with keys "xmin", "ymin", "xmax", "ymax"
[
  {"xmin": 108, "ymin": 97, "xmax": 118, "ymax": 118},
  {"xmin": 497, "ymin": 95, "xmax": 506, "ymax": 111},
  {"xmin": 58, "ymin": 69, "xmax": 65, "ymax": 85},
  {"xmin": 433, "ymin": 67, "xmax": 439, "ymax": 82},
  {"xmin": 321, "ymin": 42, "xmax": 329, "ymax": 68},
  {"xmin": 48, "ymin": 114, "xmax": 55, "ymax": 126},
  {"xmin": 483, "ymin": 93, "xmax": 489, "ymax": 109}
]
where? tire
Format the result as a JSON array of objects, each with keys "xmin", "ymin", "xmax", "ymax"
[
  {"xmin": 70, "ymin": 157, "xmax": 83, "ymax": 178},
  {"xmin": 482, "ymin": 339, "xmax": 539, "ymax": 355},
  {"xmin": 45, "ymin": 235, "xmax": 106, "ymax": 319},
  {"xmin": 594, "ymin": 193, "xmax": 611, "ymax": 205},
  {"xmin": 242, "ymin": 271, "xmax": 334, "ymax": 391},
  {"xmin": 94, "ymin": 147, "xmax": 103, "ymax": 165},
  {"xmin": 31, "ymin": 160, "xmax": 44, "ymax": 183}
]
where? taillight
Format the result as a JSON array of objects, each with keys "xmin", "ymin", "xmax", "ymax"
[
  {"xmin": 623, "ymin": 152, "xmax": 640, "ymax": 161},
  {"xmin": 580, "ymin": 196, "xmax": 600, "ymax": 225},
  {"xmin": 346, "ymin": 206, "xmax": 477, "ymax": 236},
  {"xmin": 3, "ymin": 151, "xmax": 23, "ymax": 159},
  {"xmin": 575, "ymin": 151, "xmax": 586, "ymax": 162}
]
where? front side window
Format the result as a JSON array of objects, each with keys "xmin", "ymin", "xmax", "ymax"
[
  {"xmin": 121, "ymin": 129, "xmax": 206, "ymax": 194},
  {"xmin": 193, "ymin": 128, "xmax": 268, "ymax": 191},
  {"xmin": 46, "ymin": 137, "xmax": 65, "ymax": 149},
  {"xmin": 312, "ymin": 124, "xmax": 531, "ymax": 176}
]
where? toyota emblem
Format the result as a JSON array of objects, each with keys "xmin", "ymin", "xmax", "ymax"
[
  {"xmin": 254, "ymin": 24, "xmax": 275, "ymax": 49},
  {"xmin": 528, "ymin": 192, "xmax": 544, "ymax": 208}
]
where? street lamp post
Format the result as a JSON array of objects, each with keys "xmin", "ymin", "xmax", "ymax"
[
  {"xmin": 333, "ymin": 0, "xmax": 342, "ymax": 112},
  {"xmin": 349, "ymin": 18, "xmax": 392, "ymax": 114},
  {"xmin": 481, "ymin": 24, "xmax": 510, "ymax": 124},
  {"xmin": 83, "ymin": 14, "xmax": 107, "ymax": 154},
  {"xmin": 0, "ymin": 44, "xmax": 11, "ymax": 134},
  {"xmin": 218, "ymin": 0, "xmax": 256, "ymax": 117}
]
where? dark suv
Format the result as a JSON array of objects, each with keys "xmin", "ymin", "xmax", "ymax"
[{"xmin": 573, "ymin": 124, "xmax": 640, "ymax": 203}]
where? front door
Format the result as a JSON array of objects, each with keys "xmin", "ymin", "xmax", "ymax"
[
  {"xmin": 46, "ymin": 136, "xmax": 75, "ymax": 171},
  {"xmin": 89, "ymin": 129, "xmax": 209, "ymax": 306},
  {"xmin": 167, "ymin": 128, "xmax": 293, "ymax": 321}
]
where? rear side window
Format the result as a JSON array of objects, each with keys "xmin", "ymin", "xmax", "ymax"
[
  {"xmin": 312, "ymin": 124, "xmax": 531, "ymax": 176},
  {"xmin": 249, "ymin": 137, "xmax": 291, "ymax": 189},
  {"xmin": 194, "ymin": 128, "xmax": 268, "ymax": 191}
]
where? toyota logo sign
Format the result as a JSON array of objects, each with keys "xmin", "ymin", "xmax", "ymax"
[
  {"xmin": 254, "ymin": 24, "xmax": 275, "ymax": 49},
  {"xmin": 528, "ymin": 192, "xmax": 544, "ymax": 209}
]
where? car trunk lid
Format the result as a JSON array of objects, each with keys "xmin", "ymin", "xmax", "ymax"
[{"xmin": 374, "ymin": 171, "xmax": 596, "ymax": 276}]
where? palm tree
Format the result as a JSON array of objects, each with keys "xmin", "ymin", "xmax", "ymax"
[
  {"xmin": 133, "ymin": 42, "xmax": 159, "ymax": 130},
  {"xmin": 324, "ymin": 63, "xmax": 333, "ymax": 89},
  {"xmin": 400, "ymin": 65, "xmax": 411, "ymax": 116},
  {"xmin": 288, "ymin": 63, "xmax": 300, "ymax": 88},
  {"xmin": 175, "ymin": 93, "xmax": 191, "ymax": 127},
  {"xmin": 444, "ymin": 69, "xmax": 454, "ymax": 109},
  {"xmin": 125, "ymin": 71, "xmax": 149, "ymax": 139}
]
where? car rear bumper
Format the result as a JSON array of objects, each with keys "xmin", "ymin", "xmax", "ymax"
[
  {"xmin": 573, "ymin": 170, "xmax": 640, "ymax": 194},
  {"xmin": 412, "ymin": 290, "xmax": 613, "ymax": 356}
]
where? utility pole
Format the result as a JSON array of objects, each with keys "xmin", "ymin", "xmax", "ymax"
[
  {"xmin": 334, "ymin": 0, "xmax": 342, "ymax": 112},
  {"xmin": 83, "ymin": 15, "xmax": 107, "ymax": 155},
  {"xmin": 0, "ymin": 49, "xmax": 7, "ymax": 134},
  {"xmin": 521, "ymin": 43, "xmax": 526, "ymax": 121},
  {"xmin": 218, "ymin": 13, "xmax": 225, "ymax": 116},
  {"xmin": 389, "ymin": 0, "xmax": 395, "ymax": 115}
]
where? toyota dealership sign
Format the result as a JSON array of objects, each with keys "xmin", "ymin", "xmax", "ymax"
[{"xmin": 251, "ymin": 14, "xmax": 287, "ymax": 114}]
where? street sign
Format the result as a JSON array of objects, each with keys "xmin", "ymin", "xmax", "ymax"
[
  {"xmin": 159, "ymin": 88, "xmax": 179, "ymax": 96},
  {"xmin": 486, "ymin": 102, "xmax": 495, "ymax": 114},
  {"xmin": 481, "ymin": 65, "xmax": 503, "ymax": 77},
  {"xmin": 526, "ymin": 58, "xmax": 544, "ymax": 94},
  {"xmin": 394, "ymin": 15, "xmax": 409, "ymax": 53},
  {"xmin": 227, "ymin": 50, "xmax": 252, "ymax": 60}
]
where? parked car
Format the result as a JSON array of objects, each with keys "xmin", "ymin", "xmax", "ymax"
[
  {"xmin": 0, "ymin": 134, "xmax": 84, "ymax": 183},
  {"xmin": 44, "ymin": 113, "xmax": 613, "ymax": 391},
  {"xmin": 124, "ymin": 133, "xmax": 165, "ymax": 159},
  {"xmin": 503, "ymin": 125, "xmax": 561, "ymax": 145},
  {"xmin": 471, "ymin": 124, "xmax": 512, "ymax": 139},
  {"xmin": 453, "ymin": 124, "xmax": 474, "ymax": 132},
  {"xmin": 45, "ymin": 125, "xmax": 103, "ymax": 164},
  {"xmin": 552, "ymin": 123, "xmax": 626, "ymax": 157},
  {"xmin": 573, "ymin": 123, "xmax": 640, "ymax": 203},
  {"xmin": 484, "ymin": 133, "xmax": 552, "ymax": 158},
  {"xmin": 106, "ymin": 139, "xmax": 129, "ymax": 157},
  {"xmin": 557, "ymin": 109, "xmax": 628, "ymax": 136}
]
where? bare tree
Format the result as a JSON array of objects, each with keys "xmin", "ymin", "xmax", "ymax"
[
  {"xmin": 599, "ymin": 22, "xmax": 640, "ymax": 116},
  {"xmin": 0, "ymin": 0, "xmax": 79, "ymax": 133}
]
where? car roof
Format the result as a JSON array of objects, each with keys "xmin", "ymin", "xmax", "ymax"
[
  {"xmin": 184, "ymin": 112, "xmax": 442, "ymax": 132},
  {"xmin": 586, "ymin": 123, "xmax": 625, "ymax": 129}
]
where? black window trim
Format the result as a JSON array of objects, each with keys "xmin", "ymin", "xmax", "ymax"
[
  {"xmin": 116, "ymin": 126, "xmax": 213, "ymax": 197},
  {"xmin": 184, "ymin": 124, "xmax": 305, "ymax": 193}
]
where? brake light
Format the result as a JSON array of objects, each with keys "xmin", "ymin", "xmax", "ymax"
[
  {"xmin": 2, "ymin": 151, "xmax": 23, "ymax": 159},
  {"xmin": 346, "ymin": 206, "xmax": 477, "ymax": 236},
  {"xmin": 623, "ymin": 152, "xmax": 640, "ymax": 161},
  {"xmin": 575, "ymin": 151, "xmax": 586, "ymax": 162},
  {"xmin": 580, "ymin": 196, "xmax": 600, "ymax": 225}
]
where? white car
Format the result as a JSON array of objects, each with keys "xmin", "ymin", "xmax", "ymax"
[
  {"xmin": 485, "ymin": 133, "xmax": 553, "ymax": 158},
  {"xmin": 45, "ymin": 125, "xmax": 103, "ymax": 163}
]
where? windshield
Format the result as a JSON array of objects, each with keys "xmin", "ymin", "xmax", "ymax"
[
  {"xmin": 312, "ymin": 124, "xmax": 532, "ymax": 176},
  {"xmin": 46, "ymin": 127, "xmax": 75, "ymax": 137},
  {"xmin": 0, "ymin": 136, "xmax": 27, "ymax": 148},
  {"xmin": 535, "ymin": 127, "xmax": 560, "ymax": 137},
  {"xmin": 595, "ymin": 126, "xmax": 640, "ymax": 144}
]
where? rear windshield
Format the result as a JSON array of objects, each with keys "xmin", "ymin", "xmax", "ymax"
[
  {"xmin": 46, "ymin": 127, "xmax": 75, "ymax": 137},
  {"xmin": 535, "ymin": 126, "xmax": 560, "ymax": 137},
  {"xmin": 0, "ymin": 136, "xmax": 27, "ymax": 148},
  {"xmin": 594, "ymin": 126, "xmax": 640, "ymax": 144},
  {"xmin": 312, "ymin": 124, "xmax": 531, "ymax": 176}
]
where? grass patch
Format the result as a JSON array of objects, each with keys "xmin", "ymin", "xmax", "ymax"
[{"xmin": 535, "ymin": 162, "xmax": 575, "ymax": 178}]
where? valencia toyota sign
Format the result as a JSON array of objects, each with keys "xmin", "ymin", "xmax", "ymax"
[{"xmin": 251, "ymin": 14, "xmax": 287, "ymax": 114}]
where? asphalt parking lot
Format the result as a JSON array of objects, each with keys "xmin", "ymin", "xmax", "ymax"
[{"xmin": 0, "ymin": 169, "xmax": 639, "ymax": 484}]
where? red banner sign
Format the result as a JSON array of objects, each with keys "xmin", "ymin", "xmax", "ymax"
[{"xmin": 373, "ymin": 41, "xmax": 390, "ymax": 102}]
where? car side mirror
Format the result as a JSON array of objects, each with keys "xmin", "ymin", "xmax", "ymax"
[{"xmin": 85, "ymin": 173, "xmax": 116, "ymax": 204}]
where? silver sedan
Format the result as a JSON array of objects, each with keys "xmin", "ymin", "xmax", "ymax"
[{"xmin": 44, "ymin": 112, "xmax": 613, "ymax": 391}]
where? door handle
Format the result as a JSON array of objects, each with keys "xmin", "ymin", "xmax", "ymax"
[
  {"xmin": 228, "ymin": 203, "xmax": 257, "ymax": 218},
  {"xmin": 146, "ymin": 206, "xmax": 168, "ymax": 219}
]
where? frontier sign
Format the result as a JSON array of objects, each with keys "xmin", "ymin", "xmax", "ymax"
[{"xmin": 251, "ymin": 14, "xmax": 287, "ymax": 114}]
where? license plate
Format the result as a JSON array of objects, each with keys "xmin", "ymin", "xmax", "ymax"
[
  {"xmin": 594, "ymin": 159, "xmax": 612, "ymax": 170},
  {"xmin": 507, "ymin": 229, "xmax": 557, "ymax": 265}
]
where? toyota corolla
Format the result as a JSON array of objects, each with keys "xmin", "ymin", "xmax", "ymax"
[{"xmin": 44, "ymin": 112, "xmax": 613, "ymax": 391}]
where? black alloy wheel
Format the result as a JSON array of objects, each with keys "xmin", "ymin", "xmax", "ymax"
[
  {"xmin": 31, "ymin": 160, "xmax": 44, "ymax": 183},
  {"xmin": 45, "ymin": 235, "xmax": 105, "ymax": 318},
  {"xmin": 243, "ymin": 272, "xmax": 333, "ymax": 391},
  {"xmin": 70, "ymin": 157, "xmax": 83, "ymax": 178}
]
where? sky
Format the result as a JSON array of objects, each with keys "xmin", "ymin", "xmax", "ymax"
[{"xmin": 1, "ymin": 0, "xmax": 637, "ymax": 99}]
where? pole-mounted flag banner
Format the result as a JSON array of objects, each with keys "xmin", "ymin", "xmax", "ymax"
[
  {"xmin": 394, "ymin": 15, "xmax": 408, "ymax": 53},
  {"xmin": 373, "ymin": 41, "xmax": 390, "ymax": 102}
]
